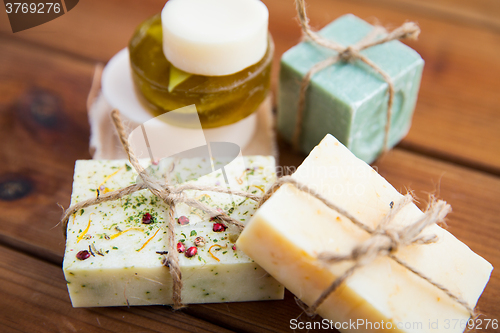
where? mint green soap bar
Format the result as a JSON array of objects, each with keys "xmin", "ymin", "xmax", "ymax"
[{"xmin": 277, "ymin": 14, "xmax": 424, "ymax": 163}]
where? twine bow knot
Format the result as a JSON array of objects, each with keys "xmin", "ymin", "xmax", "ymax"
[
  {"xmin": 61, "ymin": 110, "xmax": 259, "ymax": 309},
  {"xmin": 259, "ymin": 177, "xmax": 475, "ymax": 318},
  {"xmin": 317, "ymin": 195, "xmax": 444, "ymax": 267},
  {"xmin": 298, "ymin": 194, "xmax": 476, "ymax": 318},
  {"xmin": 338, "ymin": 45, "xmax": 359, "ymax": 62}
]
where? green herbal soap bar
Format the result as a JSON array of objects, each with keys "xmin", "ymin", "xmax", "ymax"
[
  {"xmin": 278, "ymin": 14, "xmax": 424, "ymax": 163},
  {"xmin": 63, "ymin": 157, "xmax": 283, "ymax": 307}
]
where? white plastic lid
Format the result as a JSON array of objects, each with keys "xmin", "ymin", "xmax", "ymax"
[{"xmin": 161, "ymin": 0, "xmax": 269, "ymax": 76}]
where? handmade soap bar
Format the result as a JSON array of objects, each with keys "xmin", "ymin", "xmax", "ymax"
[
  {"xmin": 129, "ymin": 11, "xmax": 273, "ymax": 128},
  {"xmin": 162, "ymin": 0, "xmax": 268, "ymax": 76},
  {"xmin": 63, "ymin": 157, "xmax": 283, "ymax": 307},
  {"xmin": 238, "ymin": 135, "xmax": 492, "ymax": 332},
  {"xmin": 277, "ymin": 14, "xmax": 424, "ymax": 163}
]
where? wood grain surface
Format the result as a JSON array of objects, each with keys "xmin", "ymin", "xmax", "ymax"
[
  {"xmin": 0, "ymin": 245, "xmax": 232, "ymax": 333},
  {"xmin": 0, "ymin": 0, "xmax": 499, "ymax": 332}
]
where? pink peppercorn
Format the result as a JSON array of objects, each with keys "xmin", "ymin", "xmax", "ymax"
[
  {"xmin": 177, "ymin": 215, "xmax": 190, "ymax": 225},
  {"xmin": 232, "ymin": 244, "xmax": 237, "ymax": 251},
  {"xmin": 185, "ymin": 246, "xmax": 197, "ymax": 258},
  {"xmin": 142, "ymin": 212, "xmax": 153, "ymax": 224},
  {"xmin": 213, "ymin": 223, "xmax": 227, "ymax": 232},
  {"xmin": 177, "ymin": 242, "xmax": 185, "ymax": 253},
  {"xmin": 76, "ymin": 250, "xmax": 91, "ymax": 260}
]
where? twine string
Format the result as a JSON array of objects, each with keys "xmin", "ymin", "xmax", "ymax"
[
  {"xmin": 292, "ymin": 0, "xmax": 420, "ymax": 153},
  {"xmin": 258, "ymin": 176, "xmax": 475, "ymax": 318},
  {"xmin": 61, "ymin": 109, "xmax": 259, "ymax": 309}
]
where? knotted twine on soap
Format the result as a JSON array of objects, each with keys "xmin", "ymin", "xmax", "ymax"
[
  {"xmin": 61, "ymin": 109, "xmax": 260, "ymax": 309},
  {"xmin": 258, "ymin": 176, "xmax": 476, "ymax": 318},
  {"xmin": 292, "ymin": 0, "xmax": 420, "ymax": 153},
  {"xmin": 61, "ymin": 111, "xmax": 474, "ymax": 318}
]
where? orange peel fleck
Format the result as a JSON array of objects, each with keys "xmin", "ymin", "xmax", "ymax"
[
  {"xmin": 77, "ymin": 213, "xmax": 94, "ymax": 243},
  {"xmin": 236, "ymin": 169, "xmax": 247, "ymax": 185},
  {"xmin": 208, "ymin": 244, "xmax": 222, "ymax": 262},
  {"xmin": 137, "ymin": 228, "xmax": 161, "ymax": 252},
  {"xmin": 96, "ymin": 165, "xmax": 125, "ymax": 197},
  {"xmin": 110, "ymin": 227, "xmax": 144, "ymax": 240},
  {"xmin": 195, "ymin": 194, "xmax": 211, "ymax": 201},
  {"xmin": 249, "ymin": 184, "xmax": 265, "ymax": 193}
]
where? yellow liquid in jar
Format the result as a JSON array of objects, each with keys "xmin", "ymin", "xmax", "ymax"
[{"xmin": 129, "ymin": 14, "xmax": 273, "ymax": 128}]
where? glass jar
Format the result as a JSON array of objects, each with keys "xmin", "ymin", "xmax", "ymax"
[{"xmin": 129, "ymin": 14, "xmax": 273, "ymax": 129}]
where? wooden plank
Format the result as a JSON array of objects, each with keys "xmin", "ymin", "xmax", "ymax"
[
  {"xmin": 185, "ymin": 290, "xmax": 315, "ymax": 333},
  {"xmin": 0, "ymin": 245, "xmax": 232, "ymax": 333},
  {"xmin": 0, "ymin": 37, "xmax": 94, "ymax": 259},
  {"xmin": 1, "ymin": 0, "xmax": 498, "ymax": 172},
  {"xmin": 350, "ymin": 0, "xmax": 500, "ymax": 32},
  {"xmin": 2, "ymin": 0, "xmax": 499, "ymax": 59}
]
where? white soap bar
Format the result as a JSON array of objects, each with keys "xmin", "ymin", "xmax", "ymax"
[
  {"xmin": 161, "ymin": 0, "xmax": 268, "ymax": 76},
  {"xmin": 63, "ymin": 157, "xmax": 283, "ymax": 307},
  {"xmin": 237, "ymin": 135, "xmax": 492, "ymax": 333}
]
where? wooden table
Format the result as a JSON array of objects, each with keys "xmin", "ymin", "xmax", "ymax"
[{"xmin": 0, "ymin": 0, "xmax": 499, "ymax": 332}]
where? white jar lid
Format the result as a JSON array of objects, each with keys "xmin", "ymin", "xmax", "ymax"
[{"xmin": 161, "ymin": 0, "xmax": 269, "ymax": 76}]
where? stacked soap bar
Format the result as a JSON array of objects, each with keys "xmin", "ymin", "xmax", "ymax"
[
  {"xmin": 63, "ymin": 156, "xmax": 283, "ymax": 307},
  {"xmin": 238, "ymin": 135, "xmax": 492, "ymax": 333},
  {"xmin": 161, "ymin": 0, "xmax": 269, "ymax": 76},
  {"xmin": 278, "ymin": 14, "xmax": 424, "ymax": 163}
]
